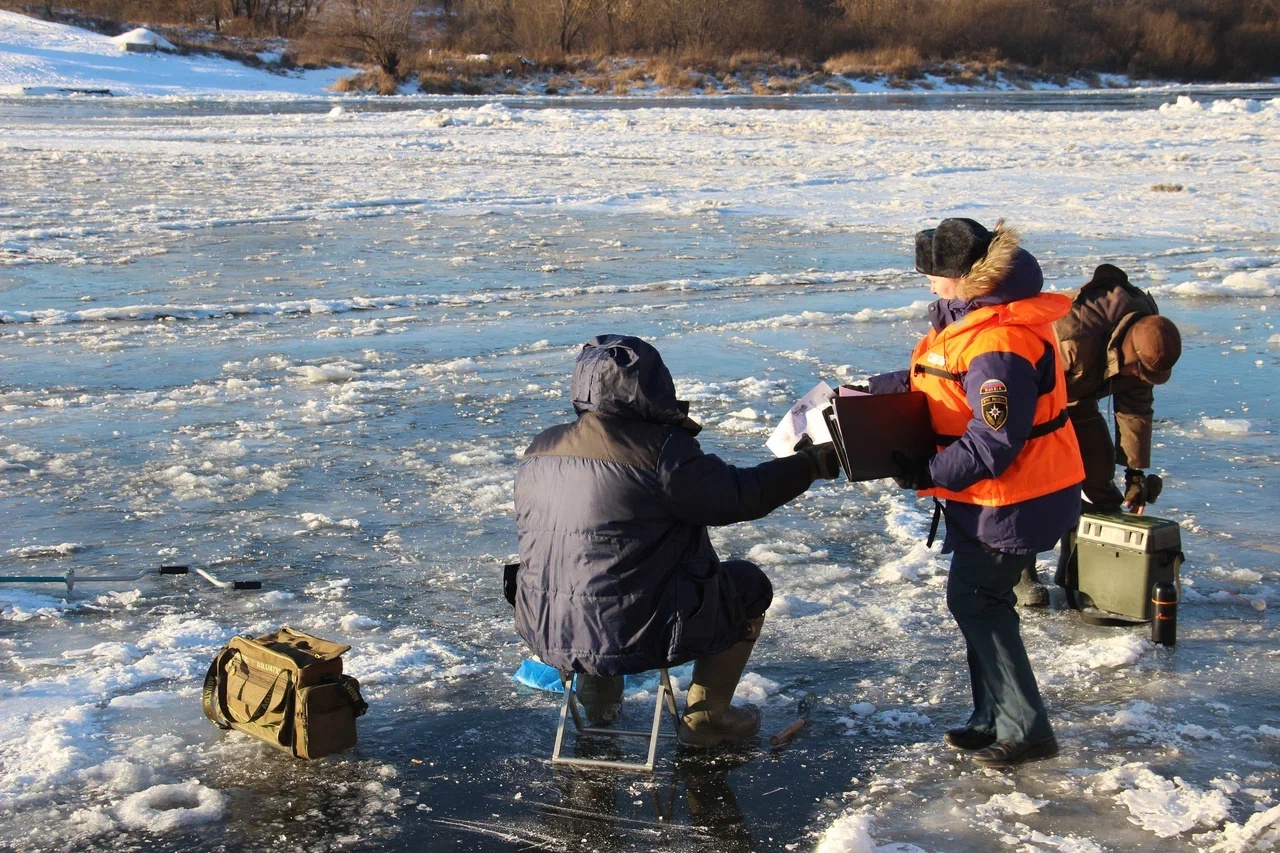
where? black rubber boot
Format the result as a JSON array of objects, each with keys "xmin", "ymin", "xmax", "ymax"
[
  {"xmin": 576, "ymin": 675, "xmax": 624, "ymax": 726},
  {"xmin": 1014, "ymin": 565, "xmax": 1049, "ymax": 608}
]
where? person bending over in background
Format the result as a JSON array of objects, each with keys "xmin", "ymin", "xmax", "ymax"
[
  {"xmin": 1044, "ymin": 263, "xmax": 1183, "ymax": 600},
  {"xmin": 868, "ymin": 218, "xmax": 1084, "ymax": 767},
  {"xmin": 512, "ymin": 334, "xmax": 839, "ymax": 748}
]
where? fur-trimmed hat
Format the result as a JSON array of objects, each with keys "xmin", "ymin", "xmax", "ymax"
[
  {"xmin": 1124, "ymin": 315, "xmax": 1182, "ymax": 385},
  {"xmin": 915, "ymin": 218, "xmax": 993, "ymax": 278}
]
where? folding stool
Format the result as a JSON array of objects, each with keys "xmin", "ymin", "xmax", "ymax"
[{"xmin": 550, "ymin": 668, "xmax": 680, "ymax": 773}]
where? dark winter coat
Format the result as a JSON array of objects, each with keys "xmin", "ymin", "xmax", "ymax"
[
  {"xmin": 870, "ymin": 226, "xmax": 1081, "ymax": 555},
  {"xmin": 513, "ymin": 335, "xmax": 816, "ymax": 677},
  {"xmin": 1054, "ymin": 264, "xmax": 1161, "ymax": 469}
]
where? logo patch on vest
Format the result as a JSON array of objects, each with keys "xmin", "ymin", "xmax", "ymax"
[
  {"xmin": 981, "ymin": 396, "xmax": 1008, "ymax": 430},
  {"xmin": 979, "ymin": 379, "xmax": 1007, "ymax": 396},
  {"xmin": 927, "ymin": 352, "xmax": 946, "ymax": 366}
]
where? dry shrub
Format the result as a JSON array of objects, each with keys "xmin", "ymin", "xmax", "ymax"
[
  {"xmin": 1133, "ymin": 10, "xmax": 1217, "ymax": 79},
  {"xmin": 726, "ymin": 51, "xmax": 775, "ymax": 74},
  {"xmin": 217, "ymin": 17, "xmax": 261, "ymax": 39},
  {"xmin": 293, "ymin": 31, "xmax": 361, "ymax": 69},
  {"xmin": 824, "ymin": 46, "xmax": 923, "ymax": 78},
  {"xmin": 651, "ymin": 60, "xmax": 700, "ymax": 90},
  {"xmin": 579, "ymin": 74, "xmax": 614, "ymax": 93},
  {"xmin": 413, "ymin": 70, "xmax": 455, "ymax": 94},
  {"xmin": 618, "ymin": 64, "xmax": 650, "ymax": 83},
  {"xmin": 726, "ymin": 51, "xmax": 802, "ymax": 75},
  {"xmin": 943, "ymin": 68, "xmax": 980, "ymax": 87},
  {"xmin": 756, "ymin": 74, "xmax": 801, "ymax": 94},
  {"xmin": 1218, "ymin": 21, "xmax": 1280, "ymax": 80},
  {"xmin": 418, "ymin": 70, "xmax": 486, "ymax": 94},
  {"xmin": 332, "ymin": 68, "xmax": 399, "ymax": 95}
]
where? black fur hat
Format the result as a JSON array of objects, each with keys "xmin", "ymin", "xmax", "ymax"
[{"xmin": 914, "ymin": 218, "xmax": 993, "ymax": 278}]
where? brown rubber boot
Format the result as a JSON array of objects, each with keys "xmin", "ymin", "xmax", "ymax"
[
  {"xmin": 576, "ymin": 675, "xmax": 624, "ymax": 726},
  {"xmin": 678, "ymin": 617, "xmax": 764, "ymax": 748}
]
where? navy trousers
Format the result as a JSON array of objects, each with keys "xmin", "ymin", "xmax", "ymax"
[
  {"xmin": 946, "ymin": 543, "xmax": 1054, "ymax": 743},
  {"xmin": 719, "ymin": 559, "xmax": 773, "ymax": 621}
]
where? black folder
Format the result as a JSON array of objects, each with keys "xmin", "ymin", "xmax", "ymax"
[{"xmin": 822, "ymin": 391, "xmax": 936, "ymax": 482}]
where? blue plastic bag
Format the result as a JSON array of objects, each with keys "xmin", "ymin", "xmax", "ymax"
[
  {"xmin": 512, "ymin": 658, "xmax": 567, "ymax": 693},
  {"xmin": 512, "ymin": 658, "xmax": 642, "ymax": 693}
]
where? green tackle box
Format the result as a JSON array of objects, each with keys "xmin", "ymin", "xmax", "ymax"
[{"xmin": 1074, "ymin": 511, "xmax": 1184, "ymax": 621}]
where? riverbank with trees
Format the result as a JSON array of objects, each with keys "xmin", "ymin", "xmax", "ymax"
[{"xmin": 3, "ymin": 0, "xmax": 1277, "ymax": 96}]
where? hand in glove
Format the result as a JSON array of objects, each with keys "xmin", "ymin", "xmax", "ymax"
[
  {"xmin": 1145, "ymin": 473, "xmax": 1163, "ymax": 504},
  {"xmin": 797, "ymin": 440, "xmax": 841, "ymax": 480},
  {"xmin": 891, "ymin": 450, "xmax": 934, "ymax": 491},
  {"xmin": 1123, "ymin": 468, "xmax": 1148, "ymax": 513}
]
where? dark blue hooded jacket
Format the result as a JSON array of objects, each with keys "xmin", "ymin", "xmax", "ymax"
[{"xmin": 513, "ymin": 335, "xmax": 816, "ymax": 676}]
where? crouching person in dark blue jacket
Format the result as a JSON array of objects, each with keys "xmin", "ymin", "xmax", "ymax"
[{"xmin": 513, "ymin": 334, "xmax": 839, "ymax": 748}]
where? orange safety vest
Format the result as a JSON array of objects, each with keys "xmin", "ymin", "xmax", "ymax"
[{"xmin": 909, "ymin": 293, "xmax": 1083, "ymax": 507}]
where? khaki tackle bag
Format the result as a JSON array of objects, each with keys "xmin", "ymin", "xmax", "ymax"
[{"xmin": 202, "ymin": 626, "xmax": 368, "ymax": 759}]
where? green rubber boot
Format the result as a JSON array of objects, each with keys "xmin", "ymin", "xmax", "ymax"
[
  {"xmin": 678, "ymin": 617, "xmax": 764, "ymax": 748},
  {"xmin": 576, "ymin": 674, "xmax": 624, "ymax": 726}
]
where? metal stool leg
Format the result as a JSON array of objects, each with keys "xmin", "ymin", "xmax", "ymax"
[{"xmin": 550, "ymin": 668, "xmax": 677, "ymax": 773}]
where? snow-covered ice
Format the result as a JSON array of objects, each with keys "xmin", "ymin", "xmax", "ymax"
[{"xmin": 2, "ymin": 8, "xmax": 1280, "ymax": 853}]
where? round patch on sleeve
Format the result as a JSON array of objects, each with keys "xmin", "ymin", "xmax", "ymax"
[
  {"xmin": 981, "ymin": 395, "xmax": 1009, "ymax": 430},
  {"xmin": 980, "ymin": 379, "xmax": 1008, "ymax": 396}
]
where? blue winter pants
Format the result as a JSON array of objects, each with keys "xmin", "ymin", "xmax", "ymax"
[{"xmin": 946, "ymin": 543, "xmax": 1054, "ymax": 743}]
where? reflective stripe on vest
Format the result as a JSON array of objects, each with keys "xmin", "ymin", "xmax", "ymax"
[
  {"xmin": 935, "ymin": 407, "xmax": 1070, "ymax": 447},
  {"xmin": 909, "ymin": 299, "xmax": 1083, "ymax": 507}
]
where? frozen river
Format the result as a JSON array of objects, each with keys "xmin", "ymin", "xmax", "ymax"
[{"xmin": 2, "ymin": 90, "xmax": 1279, "ymax": 852}]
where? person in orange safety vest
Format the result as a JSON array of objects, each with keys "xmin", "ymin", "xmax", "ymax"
[{"xmin": 867, "ymin": 218, "xmax": 1084, "ymax": 768}]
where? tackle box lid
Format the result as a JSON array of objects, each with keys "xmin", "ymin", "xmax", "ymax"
[{"xmin": 1077, "ymin": 510, "xmax": 1181, "ymax": 554}]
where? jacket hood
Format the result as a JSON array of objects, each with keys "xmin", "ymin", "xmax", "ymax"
[{"xmin": 571, "ymin": 335, "xmax": 701, "ymax": 434}]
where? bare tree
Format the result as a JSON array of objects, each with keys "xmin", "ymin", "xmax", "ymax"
[
  {"xmin": 455, "ymin": 0, "xmax": 517, "ymax": 51},
  {"xmin": 262, "ymin": 0, "xmax": 320, "ymax": 35},
  {"xmin": 550, "ymin": 0, "xmax": 593, "ymax": 53},
  {"xmin": 653, "ymin": 0, "xmax": 743, "ymax": 52},
  {"xmin": 593, "ymin": 0, "xmax": 633, "ymax": 52},
  {"xmin": 313, "ymin": 0, "xmax": 421, "ymax": 76}
]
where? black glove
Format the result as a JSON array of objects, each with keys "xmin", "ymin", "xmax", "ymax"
[
  {"xmin": 1145, "ymin": 473, "xmax": 1163, "ymax": 504},
  {"xmin": 798, "ymin": 441, "xmax": 841, "ymax": 480},
  {"xmin": 1123, "ymin": 468, "xmax": 1148, "ymax": 511},
  {"xmin": 891, "ymin": 450, "xmax": 934, "ymax": 490},
  {"xmin": 847, "ymin": 383, "xmax": 870, "ymax": 394}
]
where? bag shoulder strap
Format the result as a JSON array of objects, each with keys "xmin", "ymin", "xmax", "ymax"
[
  {"xmin": 202, "ymin": 646, "xmax": 237, "ymax": 730},
  {"xmin": 203, "ymin": 646, "xmax": 295, "ymax": 727}
]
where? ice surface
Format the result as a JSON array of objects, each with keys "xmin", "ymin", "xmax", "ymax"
[{"xmin": 2, "ymin": 10, "xmax": 1280, "ymax": 852}]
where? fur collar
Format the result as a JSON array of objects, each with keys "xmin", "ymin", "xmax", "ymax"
[{"xmin": 956, "ymin": 220, "xmax": 1019, "ymax": 301}]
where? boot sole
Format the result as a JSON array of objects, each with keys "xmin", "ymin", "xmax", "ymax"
[
  {"xmin": 677, "ymin": 724, "xmax": 759, "ymax": 749},
  {"xmin": 943, "ymin": 729, "xmax": 997, "ymax": 751},
  {"xmin": 972, "ymin": 739, "xmax": 1059, "ymax": 767}
]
